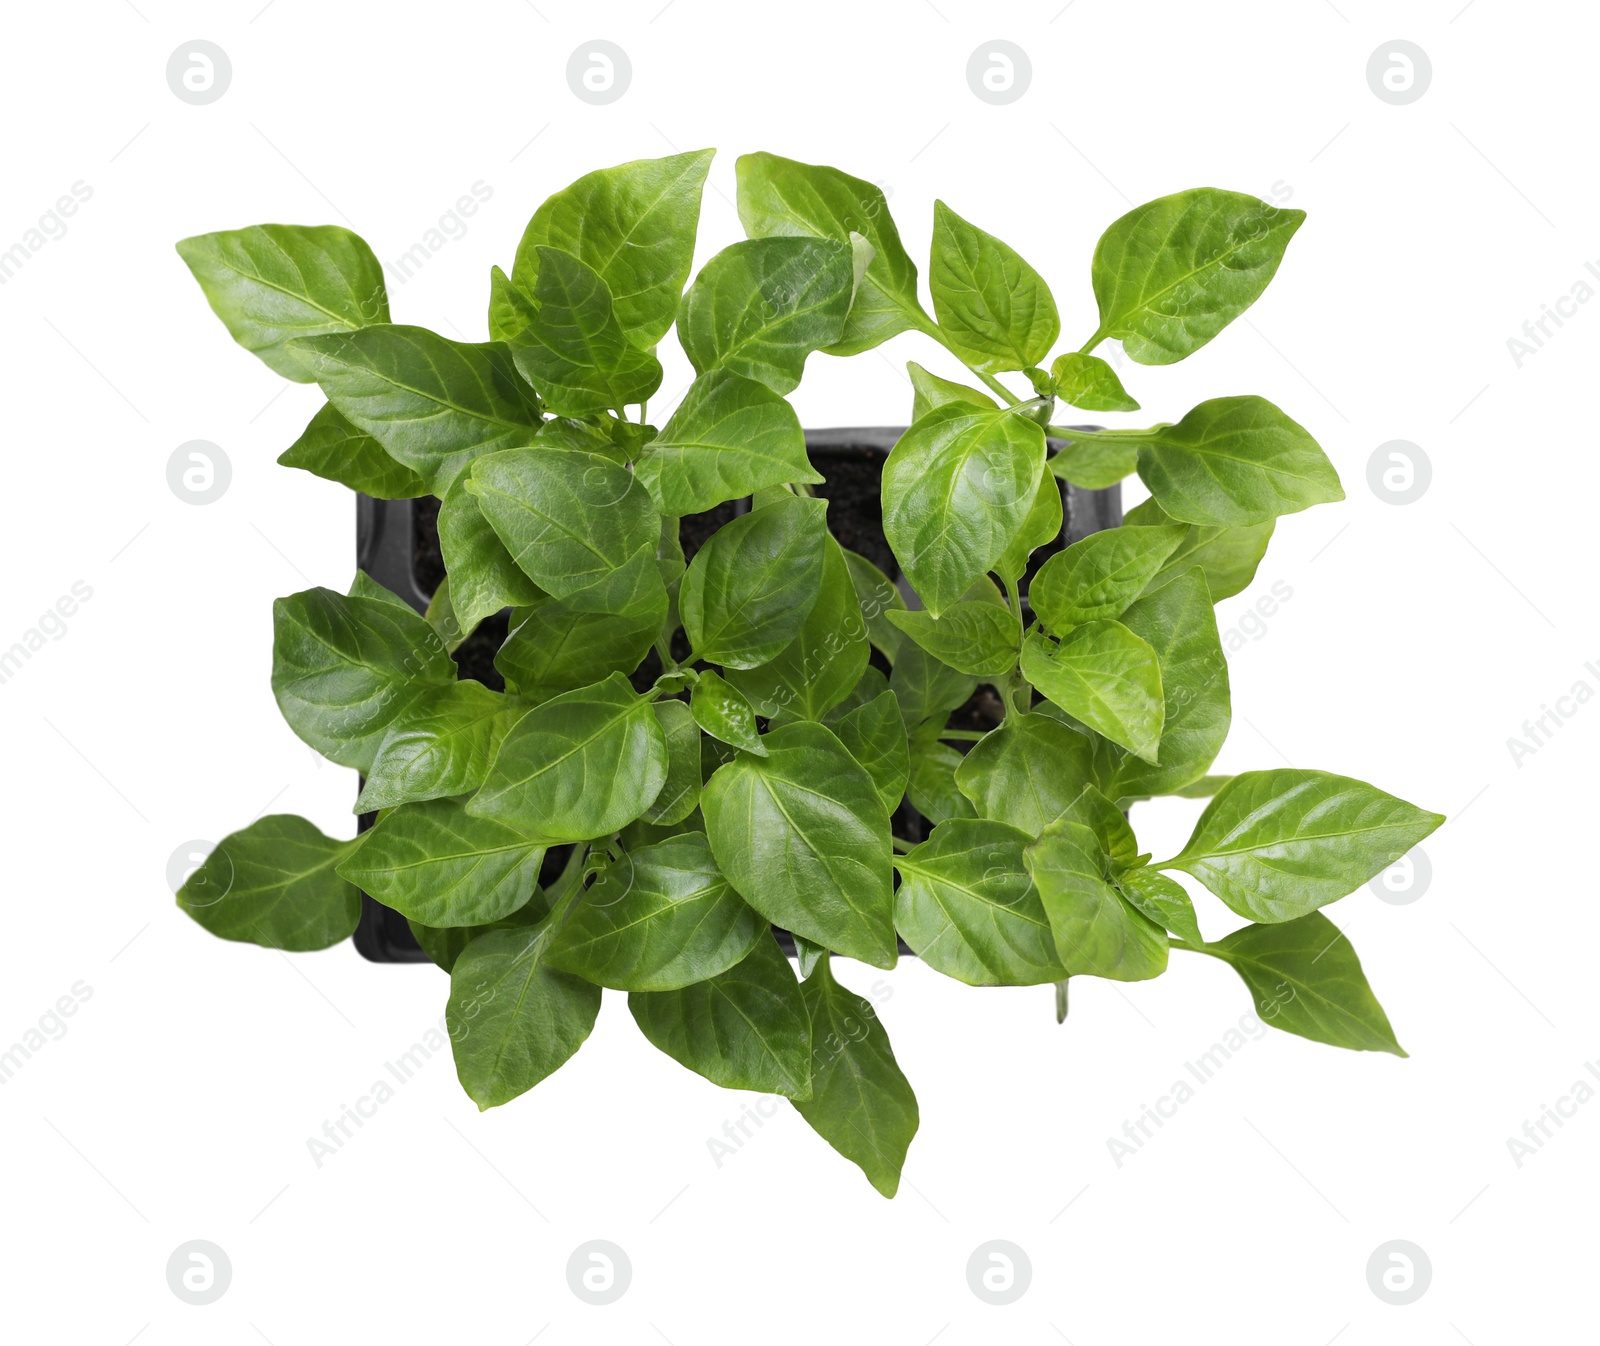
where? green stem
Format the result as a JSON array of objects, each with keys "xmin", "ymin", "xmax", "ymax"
[
  {"xmin": 1078, "ymin": 326, "xmax": 1108, "ymax": 355},
  {"xmin": 939, "ymin": 729, "xmax": 987, "ymax": 742},
  {"xmin": 1168, "ymin": 937, "xmax": 1221, "ymax": 959},
  {"xmin": 916, "ymin": 314, "xmax": 1022, "ymax": 406},
  {"xmin": 892, "ymin": 835, "xmax": 916, "ymax": 854}
]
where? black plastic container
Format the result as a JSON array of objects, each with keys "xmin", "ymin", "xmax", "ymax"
[{"xmin": 352, "ymin": 427, "xmax": 1120, "ymax": 963}]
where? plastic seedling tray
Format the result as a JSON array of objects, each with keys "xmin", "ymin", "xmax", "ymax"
[{"xmin": 352, "ymin": 427, "xmax": 1120, "ymax": 963}]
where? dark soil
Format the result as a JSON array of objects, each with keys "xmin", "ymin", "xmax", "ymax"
[{"xmin": 809, "ymin": 444, "xmax": 897, "ymax": 578}]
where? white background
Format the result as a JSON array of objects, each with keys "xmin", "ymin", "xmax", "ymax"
[{"xmin": 1, "ymin": 1, "xmax": 1592, "ymax": 1341}]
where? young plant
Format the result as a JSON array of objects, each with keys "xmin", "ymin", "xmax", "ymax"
[{"xmin": 176, "ymin": 150, "xmax": 1442, "ymax": 1197}]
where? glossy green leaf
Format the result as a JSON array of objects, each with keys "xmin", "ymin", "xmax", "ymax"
[
  {"xmin": 1029, "ymin": 525, "xmax": 1188, "ymax": 632},
  {"xmin": 1090, "ymin": 188, "xmax": 1305, "ymax": 365},
  {"xmin": 641, "ymin": 700, "xmax": 703, "ymax": 826},
  {"xmin": 929, "ymin": 200, "xmax": 1058, "ymax": 373},
  {"xmin": 271, "ymin": 587, "xmax": 456, "ymax": 772},
  {"xmin": 447, "ymin": 919, "xmax": 602, "ymax": 1108},
  {"xmin": 636, "ymin": 369, "xmax": 820, "ymax": 515},
  {"xmin": 278, "ymin": 402, "xmax": 426, "ymax": 498},
  {"xmin": 835, "ymin": 689, "xmax": 909, "ymax": 815},
  {"xmin": 907, "ymin": 728, "xmax": 976, "ymax": 824},
  {"xmin": 894, "ymin": 819, "xmax": 1065, "ymax": 986},
  {"xmin": 407, "ymin": 899, "xmax": 546, "ymax": 974},
  {"xmin": 176, "ymin": 224, "xmax": 389, "ymax": 381},
  {"xmin": 889, "ymin": 642, "xmax": 976, "ymax": 732},
  {"xmin": 1161, "ymin": 770, "xmax": 1445, "ymax": 923},
  {"xmin": 512, "ymin": 149, "xmax": 714, "ymax": 348},
  {"xmin": 907, "ymin": 361, "xmax": 998, "ymax": 422},
  {"xmin": 842, "ymin": 549, "xmax": 907, "ymax": 662},
  {"xmin": 1132, "ymin": 396, "xmax": 1344, "ymax": 527},
  {"xmin": 177, "ymin": 815, "xmax": 360, "ymax": 951},
  {"xmin": 467, "ymin": 446, "xmax": 666, "ymax": 619},
  {"xmin": 355, "ymin": 680, "xmax": 510, "ymax": 811},
  {"xmin": 702, "ymin": 721, "xmax": 896, "ymax": 968},
  {"xmin": 792, "ymin": 957, "xmax": 918, "ymax": 1197},
  {"xmin": 1049, "ymin": 352, "xmax": 1139, "ymax": 413},
  {"xmin": 1055, "ymin": 784, "xmax": 1139, "ymax": 871},
  {"xmin": 1020, "ymin": 625, "xmax": 1164, "ymax": 763},
  {"xmin": 348, "ymin": 568, "xmax": 415, "ymax": 613},
  {"xmin": 1048, "ymin": 431, "xmax": 1140, "ymax": 490},
  {"xmin": 548, "ymin": 832, "xmax": 763, "ymax": 991},
  {"xmin": 469, "ymin": 673, "xmax": 669, "ymax": 841},
  {"xmin": 487, "ymin": 264, "xmax": 536, "ymax": 343},
  {"xmin": 680, "ymin": 494, "xmax": 828, "ymax": 668},
  {"xmin": 886, "ymin": 601, "xmax": 1018, "ymax": 678},
  {"xmin": 1096, "ymin": 568, "xmax": 1230, "ymax": 798},
  {"xmin": 726, "ymin": 537, "xmax": 868, "ymax": 720},
  {"xmin": 678, "ymin": 236, "xmax": 855, "ymax": 393},
  {"xmin": 1116, "ymin": 866, "xmax": 1203, "ymax": 946},
  {"xmin": 1203, "ymin": 913, "xmax": 1406, "ymax": 1055},
  {"xmin": 289, "ymin": 326, "xmax": 542, "ymax": 493},
  {"xmin": 1024, "ymin": 817, "xmax": 1168, "ymax": 981},
  {"xmin": 629, "ymin": 932, "xmax": 812, "ymax": 1097},
  {"xmin": 509, "ymin": 246, "xmax": 664, "ymax": 416},
  {"xmin": 437, "ymin": 480, "xmax": 545, "ymax": 631},
  {"xmin": 338, "ymin": 797, "xmax": 545, "ymax": 927},
  {"xmin": 882, "ymin": 404, "xmax": 1045, "ymax": 615},
  {"xmin": 824, "ymin": 665, "xmax": 892, "ymax": 728},
  {"xmin": 736, "ymin": 152, "xmax": 927, "ymax": 355},
  {"xmin": 1123, "ymin": 496, "xmax": 1275, "ymax": 603},
  {"xmin": 494, "ymin": 595, "xmax": 657, "ymax": 703},
  {"xmin": 954, "ymin": 712, "xmax": 1096, "ymax": 838},
  {"xmin": 690, "ymin": 669, "xmax": 767, "ymax": 755},
  {"xmin": 994, "ymin": 472, "xmax": 1063, "ymax": 584}
]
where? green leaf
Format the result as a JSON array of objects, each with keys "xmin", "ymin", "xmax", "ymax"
[
  {"xmin": 736, "ymin": 152, "xmax": 927, "ymax": 355},
  {"xmin": 824, "ymin": 665, "xmax": 891, "ymax": 727},
  {"xmin": 1048, "ymin": 432, "xmax": 1140, "ymax": 490},
  {"xmin": 636, "ymin": 369, "xmax": 820, "ymax": 515},
  {"xmin": 629, "ymin": 932, "xmax": 812, "ymax": 1097},
  {"xmin": 954, "ymin": 712, "xmax": 1096, "ymax": 838},
  {"xmin": 842, "ymin": 548, "xmax": 907, "ymax": 662},
  {"xmin": 1095, "ymin": 568, "xmax": 1230, "ymax": 798},
  {"xmin": 447, "ymin": 919, "xmax": 602, "ymax": 1108},
  {"xmin": 686, "ymin": 670, "xmax": 762, "ymax": 757},
  {"xmin": 512, "ymin": 149, "xmax": 715, "ymax": 348},
  {"xmin": 1162, "ymin": 770, "xmax": 1445, "ymax": 923},
  {"xmin": 1049, "ymin": 352, "xmax": 1139, "ymax": 413},
  {"xmin": 271, "ymin": 587, "xmax": 457, "ymax": 772},
  {"xmin": 1205, "ymin": 912, "xmax": 1406, "ymax": 1054},
  {"xmin": 886, "ymin": 601, "xmax": 1018, "ymax": 678},
  {"xmin": 176, "ymin": 224, "xmax": 389, "ymax": 381},
  {"xmin": 792, "ymin": 957, "xmax": 918, "ymax": 1197},
  {"xmin": 289, "ymin": 326, "xmax": 543, "ymax": 493},
  {"xmin": 1055, "ymin": 784, "xmax": 1139, "ymax": 871},
  {"xmin": 337, "ymin": 797, "xmax": 545, "ymax": 927},
  {"xmin": 1029, "ymin": 524, "xmax": 1188, "ymax": 632},
  {"xmin": 907, "ymin": 361, "xmax": 998, "ymax": 422},
  {"xmin": 726, "ymin": 537, "xmax": 868, "ymax": 721},
  {"xmin": 641, "ymin": 701, "xmax": 703, "ymax": 826},
  {"xmin": 1024, "ymin": 817, "xmax": 1168, "ymax": 981},
  {"xmin": 407, "ymin": 900, "xmax": 546, "ymax": 974},
  {"xmin": 994, "ymin": 472, "xmax": 1063, "ymax": 584},
  {"xmin": 680, "ymin": 494, "xmax": 828, "ymax": 668},
  {"xmin": 889, "ymin": 642, "xmax": 976, "ymax": 732},
  {"xmin": 547, "ymin": 832, "xmax": 763, "ymax": 991},
  {"xmin": 792, "ymin": 933, "xmax": 827, "ymax": 979},
  {"xmin": 702, "ymin": 721, "xmax": 896, "ymax": 968},
  {"xmin": 1123, "ymin": 496, "xmax": 1274, "ymax": 603},
  {"xmin": 354, "ymin": 680, "xmax": 510, "ymax": 812},
  {"xmin": 509, "ymin": 246, "xmax": 664, "ymax": 416},
  {"xmin": 883, "ymin": 404, "xmax": 1045, "ymax": 615},
  {"xmin": 1132, "ymin": 396, "xmax": 1344, "ymax": 527},
  {"xmin": 907, "ymin": 730, "xmax": 976, "ymax": 825},
  {"xmin": 278, "ymin": 402, "xmax": 427, "ymax": 498},
  {"xmin": 494, "ymin": 596, "xmax": 657, "ymax": 704},
  {"xmin": 679, "ymin": 236, "xmax": 856, "ymax": 393},
  {"xmin": 1116, "ymin": 866, "xmax": 1203, "ymax": 946},
  {"xmin": 1020, "ymin": 625, "xmax": 1164, "ymax": 763},
  {"xmin": 437, "ymin": 480, "xmax": 545, "ymax": 632},
  {"xmin": 928, "ymin": 201, "xmax": 1058, "ymax": 373},
  {"xmin": 468, "ymin": 446, "xmax": 666, "ymax": 620},
  {"xmin": 348, "ymin": 568, "xmax": 415, "ymax": 612},
  {"xmin": 835, "ymin": 690, "xmax": 909, "ymax": 815},
  {"xmin": 177, "ymin": 815, "xmax": 360, "ymax": 951},
  {"xmin": 894, "ymin": 819, "xmax": 1065, "ymax": 986},
  {"xmin": 1090, "ymin": 188, "xmax": 1305, "ymax": 365},
  {"xmin": 487, "ymin": 264, "xmax": 537, "ymax": 342},
  {"xmin": 469, "ymin": 673, "xmax": 669, "ymax": 841}
]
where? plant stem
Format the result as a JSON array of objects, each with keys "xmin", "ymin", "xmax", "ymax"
[
  {"xmin": 939, "ymin": 729, "xmax": 987, "ymax": 741},
  {"xmin": 916, "ymin": 314, "xmax": 1022, "ymax": 406},
  {"xmin": 892, "ymin": 836, "xmax": 915, "ymax": 854},
  {"xmin": 1078, "ymin": 327, "xmax": 1108, "ymax": 355},
  {"xmin": 1168, "ymin": 937, "xmax": 1222, "ymax": 959}
]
